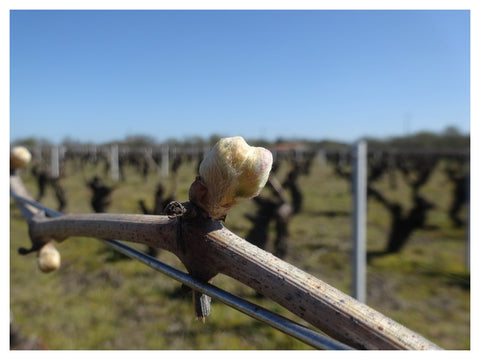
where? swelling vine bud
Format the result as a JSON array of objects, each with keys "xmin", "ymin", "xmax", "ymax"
[
  {"xmin": 192, "ymin": 136, "xmax": 273, "ymax": 220},
  {"xmin": 10, "ymin": 146, "xmax": 32, "ymax": 170},
  {"xmin": 37, "ymin": 242, "xmax": 61, "ymax": 273}
]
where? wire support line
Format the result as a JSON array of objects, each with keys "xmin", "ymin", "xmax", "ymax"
[
  {"xmin": 10, "ymin": 191, "xmax": 63, "ymax": 217},
  {"xmin": 10, "ymin": 192, "xmax": 352, "ymax": 350},
  {"xmin": 103, "ymin": 238, "xmax": 351, "ymax": 350}
]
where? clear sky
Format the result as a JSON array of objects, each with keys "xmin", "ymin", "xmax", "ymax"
[{"xmin": 9, "ymin": 8, "xmax": 471, "ymax": 144}]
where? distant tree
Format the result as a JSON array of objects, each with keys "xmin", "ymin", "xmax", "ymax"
[
  {"xmin": 183, "ymin": 136, "xmax": 206, "ymax": 147},
  {"xmin": 443, "ymin": 126, "xmax": 462, "ymax": 137},
  {"xmin": 208, "ymin": 134, "xmax": 224, "ymax": 146},
  {"xmin": 123, "ymin": 135, "xmax": 157, "ymax": 147},
  {"xmin": 12, "ymin": 137, "xmax": 52, "ymax": 148},
  {"xmin": 60, "ymin": 137, "xmax": 84, "ymax": 147},
  {"xmin": 164, "ymin": 137, "xmax": 182, "ymax": 147},
  {"xmin": 364, "ymin": 126, "xmax": 469, "ymax": 151}
]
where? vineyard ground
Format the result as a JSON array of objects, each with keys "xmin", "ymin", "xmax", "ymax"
[{"xmin": 10, "ymin": 156, "xmax": 470, "ymax": 349}]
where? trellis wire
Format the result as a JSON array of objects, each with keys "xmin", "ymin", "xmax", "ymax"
[{"xmin": 10, "ymin": 192, "xmax": 351, "ymax": 350}]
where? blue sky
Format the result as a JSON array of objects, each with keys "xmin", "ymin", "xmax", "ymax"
[{"xmin": 9, "ymin": 9, "xmax": 470, "ymax": 144}]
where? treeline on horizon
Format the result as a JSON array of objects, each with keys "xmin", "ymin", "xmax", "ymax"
[{"xmin": 12, "ymin": 125, "xmax": 469, "ymax": 152}]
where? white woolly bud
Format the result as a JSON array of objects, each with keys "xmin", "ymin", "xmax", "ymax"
[
  {"xmin": 10, "ymin": 146, "xmax": 32, "ymax": 170},
  {"xmin": 37, "ymin": 243, "xmax": 61, "ymax": 273},
  {"xmin": 197, "ymin": 136, "xmax": 273, "ymax": 220}
]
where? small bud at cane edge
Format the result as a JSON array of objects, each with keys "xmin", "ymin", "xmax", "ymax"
[
  {"xmin": 10, "ymin": 146, "xmax": 32, "ymax": 170},
  {"xmin": 37, "ymin": 243, "xmax": 61, "ymax": 273}
]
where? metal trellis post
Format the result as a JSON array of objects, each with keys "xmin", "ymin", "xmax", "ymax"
[{"xmin": 352, "ymin": 140, "xmax": 367, "ymax": 303}]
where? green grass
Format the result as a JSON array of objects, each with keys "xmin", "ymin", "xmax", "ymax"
[{"xmin": 10, "ymin": 156, "xmax": 469, "ymax": 349}]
